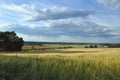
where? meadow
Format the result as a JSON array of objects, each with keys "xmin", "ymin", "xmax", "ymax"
[{"xmin": 0, "ymin": 44, "xmax": 120, "ymax": 80}]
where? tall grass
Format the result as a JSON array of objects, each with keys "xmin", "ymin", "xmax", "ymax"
[{"xmin": 0, "ymin": 53, "xmax": 120, "ymax": 80}]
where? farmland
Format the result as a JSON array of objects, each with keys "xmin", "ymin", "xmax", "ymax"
[{"xmin": 0, "ymin": 44, "xmax": 120, "ymax": 80}]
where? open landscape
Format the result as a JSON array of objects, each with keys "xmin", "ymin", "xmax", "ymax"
[
  {"xmin": 0, "ymin": 0, "xmax": 120, "ymax": 80},
  {"xmin": 0, "ymin": 44, "xmax": 120, "ymax": 80}
]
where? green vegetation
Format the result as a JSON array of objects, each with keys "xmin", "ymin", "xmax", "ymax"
[
  {"xmin": 107, "ymin": 44, "xmax": 120, "ymax": 48},
  {"xmin": 0, "ymin": 32, "xmax": 120, "ymax": 80},
  {"xmin": 0, "ymin": 31, "xmax": 24, "ymax": 51},
  {"xmin": 0, "ymin": 48, "xmax": 120, "ymax": 80},
  {"xmin": 85, "ymin": 44, "xmax": 98, "ymax": 48}
]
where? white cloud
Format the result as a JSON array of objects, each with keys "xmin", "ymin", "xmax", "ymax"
[
  {"xmin": 97, "ymin": 0, "xmax": 120, "ymax": 10},
  {"xmin": 108, "ymin": 32, "xmax": 120, "ymax": 38},
  {"xmin": 0, "ymin": 12, "xmax": 2, "ymax": 16},
  {"xmin": 0, "ymin": 4, "xmax": 39, "ymax": 21},
  {"xmin": 0, "ymin": 2, "xmax": 119, "ymax": 43},
  {"xmin": 17, "ymin": 33, "xmax": 119, "ymax": 43},
  {"xmin": 0, "ymin": 4, "xmax": 34, "ymax": 14},
  {"xmin": 17, "ymin": 33, "xmax": 73, "ymax": 42},
  {"xmin": 8, "ymin": 18, "xmax": 113, "ymax": 38},
  {"xmin": 0, "ymin": 23, "xmax": 13, "ymax": 31},
  {"xmin": 0, "ymin": 4, "xmax": 93, "ymax": 22},
  {"xmin": 24, "ymin": 6, "xmax": 93, "ymax": 21},
  {"xmin": 42, "ymin": 19, "xmax": 111, "ymax": 34}
]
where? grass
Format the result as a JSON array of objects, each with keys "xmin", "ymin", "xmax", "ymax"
[
  {"xmin": 22, "ymin": 44, "xmax": 93, "ymax": 51},
  {"xmin": 0, "ymin": 48, "xmax": 120, "ymax": 80}
]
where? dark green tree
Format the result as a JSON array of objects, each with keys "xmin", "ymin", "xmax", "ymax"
[
  {"xmin": 89, "ymin": 45, "xmax": 94, "ymax": 48},
  {"xmin": 94, "ymin": 45, "xmax": 98, "ymax": 48},
  {"xmin": 0, "ymin": 31, "xmax": 24, "ymax": 51}
]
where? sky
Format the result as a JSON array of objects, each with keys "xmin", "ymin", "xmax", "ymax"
[{"xmin": 0, "ymin": 0, "xmax": 120, "ymax": 43}]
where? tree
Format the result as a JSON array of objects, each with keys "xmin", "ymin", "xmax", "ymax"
[
  {"xmin": 89, "ymin": 45, "xmax": 94, "ymax": 48},
  {"xmin": 94, "ymin": 45, "xmax": 98, "ymax": 48},
  {"xmin": 0, "ymin": 31, "xmax": 24, "ymax": 51}
]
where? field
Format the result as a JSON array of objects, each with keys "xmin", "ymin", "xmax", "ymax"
[{"xmin": 0, "ymin": 44, "xmax": 120, "ymax": 80}]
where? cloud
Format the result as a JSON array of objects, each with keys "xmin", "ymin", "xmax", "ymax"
[
  {"xmin": 6, "ymin": 19, "xmax": 113, "ymax": 38},
  {"xmin": 0, "ymin": 4, "xmax": 93, "ymax": 21},
  {"xmin": 0, "ymin": 23, "xmax": 13, "ymax": 31},
  {"xmin": 0, "ymin": 4, "xmax": 34, "ymax": 14},
  {"xmin": 17, "ymin": 33, "xmax": 120, "ymax": 43},
  {"xmin": 108, "ymin": 32, "xmax": 120, "ymax": 38},
  {"xmin": 97, "ymin": 0, "xmax": 120, "ymax": 10},
  {"xmin": 24, "ymin": 7, "xmax": 93, "ymax": 21},
  {"xmin": 0, "ymin": 14, "xmax": 118, "ymax": 42},
  {"xmin": 17, "ymin": 33, "xmax": 83, "ymax": 42},
  {"xmin": 0, "ymin": 2, "xmax": 119, "ymax": 43},
  {"xmin": 0, "ymin": 4, "xmax": 39, "ymax": 19}
]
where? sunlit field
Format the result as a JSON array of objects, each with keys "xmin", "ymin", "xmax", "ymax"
[
  {"xmin": 0, "ymin": 48, "xmax": 120, "ymax": 80},
  {"xmin": 0, "ymin": 0, "xmax": 120, "ymax": 79}
]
